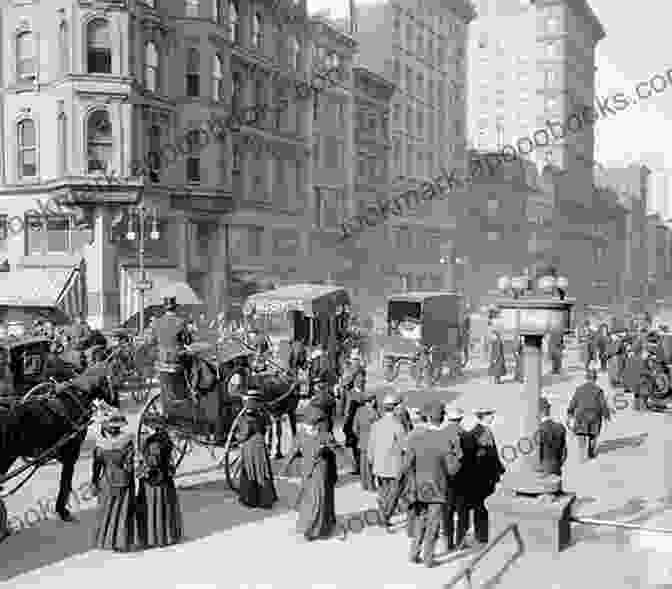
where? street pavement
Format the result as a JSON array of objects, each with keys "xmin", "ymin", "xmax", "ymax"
[{"xmin": 3, "ymin": 351, "xmax": 672, "ymax": 587}]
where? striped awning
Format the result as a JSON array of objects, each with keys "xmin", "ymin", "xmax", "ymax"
[{"xmin": 0, "ymin": 262, "xmax": 86, "ymax": 321}]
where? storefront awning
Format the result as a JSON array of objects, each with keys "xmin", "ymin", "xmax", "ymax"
[
  {"xmin": 243, "ymin": 283, "xmax": 349, "ymax": 316},
  {"xmin": 0, "ymin": 262, "xmax": 86, "ymax": 321},
  {"xmin": 140, "ymin": 272, "xmax": 203, "ymax": 307}
]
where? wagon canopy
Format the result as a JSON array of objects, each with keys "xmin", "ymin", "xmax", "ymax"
[{"xmin": 243, "ymin": 284, "xmax": 350, "ymax": 317}]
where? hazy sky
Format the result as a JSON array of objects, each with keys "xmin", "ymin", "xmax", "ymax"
[{"xmin": 307, "ymin": 0, "xmax": 672, "ymax": 170}]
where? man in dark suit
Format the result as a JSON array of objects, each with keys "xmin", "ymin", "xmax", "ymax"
[
  {"xmin": 395, "ymin": 400, "xmax": 462, "ymax": 567},
  {"xmin": 567, "ymin": 369, "xmax": 611, "ymax": 461},
  {"xmin": 155, "ymin": 297, "xmax": 192, "ymax": 408},
  {"xmin": 470, "ymin": 408, "xmax": 505, "ymax": 545},
  {"xmin": 443, "ymin": 407, "xmax": 476, "ymax": 551},
  {"xmin": 537, "ymin": 396, "xmax": 567, "ymax": 477}
]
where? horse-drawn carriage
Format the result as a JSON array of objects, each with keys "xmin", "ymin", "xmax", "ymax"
[
  {"xmin": 136, "ymin": 284, "xmax": 352, "ymax": 492},
  {"xmin": 639, "ymin": 331, "xmax": 672, "ymax": 411},
  {"xmin": 379, "ymin": 291, "xmax": 467, "ymax": 385}
]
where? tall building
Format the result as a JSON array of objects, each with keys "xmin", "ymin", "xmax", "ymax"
[
  {"xmin": 349, "ymin": 0, "xmax": 476, "ymax": 293},
  {"xmin": 0, "ymin": 0, "xmax": 349, "ymax": 328}
]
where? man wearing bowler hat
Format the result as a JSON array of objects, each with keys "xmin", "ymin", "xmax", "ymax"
[
  {"xmin": 443, "ymin": 407, "xmax": 476, "ymax": 551},
  {"xmin": 155, "ymin": 296, "xmax": 192, "ymax": 414},
  {"xmin": 470, "ymin": 408, "xmax": 505, "ymax": 546},
  {"xmin": 537, "ymin": 396, "xmax": 567, "ymax": 477}
]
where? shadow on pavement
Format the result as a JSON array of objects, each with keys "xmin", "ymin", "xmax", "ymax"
[{"xmin": 597, "ymin": 433, "xmax": 648, "ymax": 457}]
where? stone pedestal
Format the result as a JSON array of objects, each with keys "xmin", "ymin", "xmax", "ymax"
[{"xmin": 485, "ymin": 491, "xmax": 576, "ymax": 554}]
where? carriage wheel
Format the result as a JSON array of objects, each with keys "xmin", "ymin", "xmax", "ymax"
[
  {"xmin": 136, "ymin": 391, "xmax": 190, "ymax": 473},
  {"xmin": 22, "ymin": 381, "xmax": 56, "ymax": 402},
  {"xmin": 383, "ymin": 359, "xmax": 399, "ymax": 382},
  {"xmin": 653, "ymin": 373, "xmax": 670, "ymax": 399},
  {"xmin": 223, "ymin": 408, "xmax": 246, "ymax": 491}
]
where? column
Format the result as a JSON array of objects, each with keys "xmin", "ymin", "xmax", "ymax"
[
  {"xmin": 57, "ymin": 101, "xmax": 66, "ymax": 177},
  {"xmin": 212, "ymin": 222, "xmax": 231, "ymax": 319}
]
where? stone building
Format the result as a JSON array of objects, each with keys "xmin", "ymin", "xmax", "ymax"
[{"xmin": 0, "ymin": 0, "xmax": 351, "ymax": 327}]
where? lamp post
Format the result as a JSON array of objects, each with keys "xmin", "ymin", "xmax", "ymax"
[
  {"xmin": 126, "ymin": 201, "xmax": 160, "ymax": 339},
  {"xmin": 485, "ymin": 271, "xmax": 576, "ymax": 554}
]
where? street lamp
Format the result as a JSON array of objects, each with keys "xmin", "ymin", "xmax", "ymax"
[
  {"xmin": 126, "ymin": 203, "xmax": 160, "ymax": 339},
  {"xmin": 486, "ymin": 270, "xmax": 575, "ymax": 554}
]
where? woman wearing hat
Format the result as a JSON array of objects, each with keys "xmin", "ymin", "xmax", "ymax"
[
  {"xmin": 280, "ymin": 405, "xmax": 339, "ymax": 541},
  {"xmin": 135, "ymin": 426, "xmax": 184, "ymax": 548},
  {"xmin": 488, "ymin": 329, "xmax": 506, "ymax": 384},
  {"xmin": 90, "ymin": 410, "xmax": 136, "ymax": 552},
  {"xmin": 235, "ymin": 402, "xmax": 278, "ymax": 509},
  {"xmin": 352, "ymin": 391, "xmax": 380, "ymax": 491}
]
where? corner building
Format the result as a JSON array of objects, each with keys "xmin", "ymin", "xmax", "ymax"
[{"xmin": 0, "ymin": 0, "xmax": 351, "ymax": 327}]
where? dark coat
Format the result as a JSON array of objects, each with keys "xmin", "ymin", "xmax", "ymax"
[
  {"xmin": 567, "ymin": 382, "xmax": 610, "ymax": 436},
  {"xmin": 470, "ymin": 423, "xmax": 505, "ymax": 500},
  {"xmin": 401, "ymin": 424, "xmax": 463, "ymax": 504},
  {"xmin": 537, "ymin": 419, "xmax": 567, "ymax": 476},
  {"xmin": 488, "ymin": 336, "xmax": 506, "ymax": 378},
  {"xmin": 454, "ymin": 428, "xmax": 477, "ymax": 495},
  {"xmin": 155, "ymin": 312, "xmax": 191, "ymax": 371},
  {"xmin": 623, "ymin": 356, "xmax": 648, "ymax": 392}
]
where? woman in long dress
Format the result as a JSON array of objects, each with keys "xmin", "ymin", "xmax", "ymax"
[
  {"xmin": 135, "ymin": 428, "xmax": 183, "ymax": 548},
  {"xmin": 488, "ymin": 330, "xmax": 506, "ymax": 384},
  {"xmin": 236, "ymin": 407, "xmax": 278, "ymax": 509},
  {"xmin": 352, "ymin": 392, "xmax": 380, "ymax": 491},
  {"xmin": 91, "ymin": 411, "xmax": 136, "ymax": 552},
  {"xmin": 281, "ymin": 405, "xmax": 339, "ymax": 541}
]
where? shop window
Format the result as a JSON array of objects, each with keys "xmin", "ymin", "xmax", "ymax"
[
  {"xmin": 86, "ymin": 19, "xmax": 111, "ymax": 74},
  {"xmin": 17, "ymin": 119, "xmax": 37, "ymax": 179}
]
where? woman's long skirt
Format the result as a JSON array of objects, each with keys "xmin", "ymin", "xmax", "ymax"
[
  {"xmin": 136, "ymin": 480, "xmax": 183, "ymax": 548},
  {"xmin": 93, "ymin": 482, "xmax": 135, "ymax": 552},
  {"xmin": 295, "ymin": 461, "xmax": 336, "ymax": 540}
]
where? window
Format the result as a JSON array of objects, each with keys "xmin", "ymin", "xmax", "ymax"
[
  {"xmin": 313, "ymin": 138, "xmax": 320, "ymax": 164},
  {"xmin": 228, "ymin": 0, "xmax": 240, "ymax": 43},
  {"xmin": 546, "ymin": 41, "xmax": 558, "ymax": 58},
  {"xmin": 147, "ymin": 124, "xmax": 161, "ymax": 182},
  {"xmin": 313, "ymin": 187, "xmax": 324, "ymax": 228},
  {"xmin": 16, "ymin": 31, "xmax": 36, "ymax": 80},
  {"xmin": 392, "ymin": 59, "xmax": 400, "ymax": 82},
  {"xmin": 27, "ymin": 216, "xmax": 72, "ymax": 255},
  {"xmin": 487, "ymin": 196, "xmax": 499, "ymax": 216},
  {"xmin": 313, "ymin": 93, "xmax": 319, "ymax": 120},
  {"xmin": 186, "ymin": 130, "xmax": 201, "ymax": 183},
  {"xmin": 59, "ymin": 22, "xmax": 69, "ymax": 74},
  {"xmin": 416, "ymin": 109, "xmax": 423, "ymax": 133},
  {"xmin": 186, "ymin": 0, "xmax": 200, "ymax": 17},
  {"xmin": 232, "ymin": 145, "xmax": 241, "ymax": 173},
  {"xmin": 544, "ymin": 69, "xmax": 556, "ymax": 88},
  {"xmin": 17, "ymin": 119, "xmax": 37, "ymax": 179},
  {"xmin": 406, "ymin": 23, "xmax": 413, "ymax": 46},
  {"xmin": 545, "ymin": 97, "xmax": 557, "ymax": 112},
  {"xmin": 144, "ymin": 42, "xmax": 159, "ymax": 92},
  {"xmin": 87, "ymin": 110, "xmax": 112, "ymax": 173},
  {"xmin": 405, "ymin": 66, "xmax": 413, "ymax": 94},
  {"xmin": 186, "ymin": 48, "xmax": 200, "ymax": 97},
  {"xmin": 230, "ymin": 226, "xmax": 263, "ymax": 257},
  {"xmin": 86, "ymin": 19, "xmax": 111, "ymax": 74},
  {"xmin": 417, "ymin": 73, "xmax": 423, "ymax": 97},
  {"xmin": 290, "ymin": 37, "xmax": 300, "ymax": 70},
  {"xmin": 213, "ymin": 55, "xmax": 224, "ymax": 101},
  {"xmin": 252, "ymin": 12, "xmax": 263, "ymax": 49},
  {"xmin": 487, "ymin": 231, "xmax": 500, "ymax": 241},
  {"xmin": 231, "ymin": 71, "xmax": 242, "ymax": 112},
  {"xmin": 478, "ymin": 33, "xmax": 487, "ymax": 49}
]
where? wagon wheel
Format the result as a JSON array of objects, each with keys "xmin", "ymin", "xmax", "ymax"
[
  {"xmin": 223, "ymin": 366, "xmax": 248, "ymax": 396},
  {"xmin": 383, "ymin": 358, "xmax": 399, "ymax": 382},
  {"xmin": 136, "ymin": 391, "xmax": 190, "ymax": 473},
  {"xmin": 0, "ymin": 499, "xmax": 8, "ymax": 541},
  {"xmin": 22, "ymin": 381, "xmax": 57, "ymax": 402},
  {"xmin": 223, "ymin": 407, "xmax": 246, "ymax": 491},
  {"xmin": 652, "ymin": 372, "xmax": 670, "ymax": 399}
]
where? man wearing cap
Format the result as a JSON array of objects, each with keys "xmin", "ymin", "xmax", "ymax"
[
  {"xmin": 368, "ymin": 391, "xmax": 407, "ymax": 522},
  {"xmin": 567, "ymin": 368, "xmax": 612, "ymax": 461},
  {"xmin": 444, "ymin": 407, "xmax": 476, "ymax": 551},
  {"xmin": 537, "ymin": 396, "xmax": 567, "ymax": 477},
  {"xmin": 155, "ymin": 296, "xmax": 192, "ymax": 410},
  {"xmin": 393, "ymin": 400, "xmax": 462, "ymax": 567},
  {"xmin": 470, "ymin": 408, "xmax": 505, "ymax": 546}
]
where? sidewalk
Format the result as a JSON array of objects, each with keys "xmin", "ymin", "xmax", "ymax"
[{"xmin": 4, "ymin": 357, "xmax": 669, "ymax": 588}]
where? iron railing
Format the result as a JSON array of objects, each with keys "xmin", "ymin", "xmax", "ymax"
[{"xmin": 444, "ymin": 523, "xmax": 524, "ymax": 589}]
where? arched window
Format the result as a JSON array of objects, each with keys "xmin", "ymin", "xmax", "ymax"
[
  {"xmin": 17, "ymin": 119, "xmax": 37, "ymax": 178},
  {"xmin": 144, "ymin": 41, "xmax": 159, "ymax": 92},
  {"xmin": 228, "ymin": 0, "xmax": 240, "ymax": 43},
  {"xmin": 59, "ymin": 22, "xmax": 69, "ymax": 75},
  {"xmin": 185, "ymin": 0, "xmax": 200, "ymax": 17},
  {"xmin": 289, "ymin": 36, "xmax": 300, "ymax": 70},
  {"xmin": 252, "ymin": 12, "xmax": 263, "ymax": 48},
  {"xmin": 186, "ymin": 48, "xmax": 200, "ymax": 97},
  {"xmin": 147, "ymin": 124, "xmax": 161, "ymax": 182},
  {"xmin": 231, "ymin": 71, "xmax": 242, "ymax": 112},
  {"xmin": 16, "ymin": 31, "xmax": 35, "ymax": 80},
  {"xmin": 87, "ymin": 110, "xmax": 112, "ymax": 173},
  {"xmin": 86, "ymin": 19, "xmax": 111, "ymax": 74},
  {"xmin": 213, "ymin": 55, "xmax": 224, "ymax": 101}
]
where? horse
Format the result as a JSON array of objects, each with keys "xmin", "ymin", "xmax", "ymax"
[
  {"xmin": 180, "ymin": 351, "xmax": 300, "ymax": 459},
  {"xmin": 0, "ymin": 362, "xmax": 116, "ymax": 522}
]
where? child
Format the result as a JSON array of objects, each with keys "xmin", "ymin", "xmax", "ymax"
[{"xmin": 136, "ymin": 427, "xmax": 184, "ymax": 548}]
